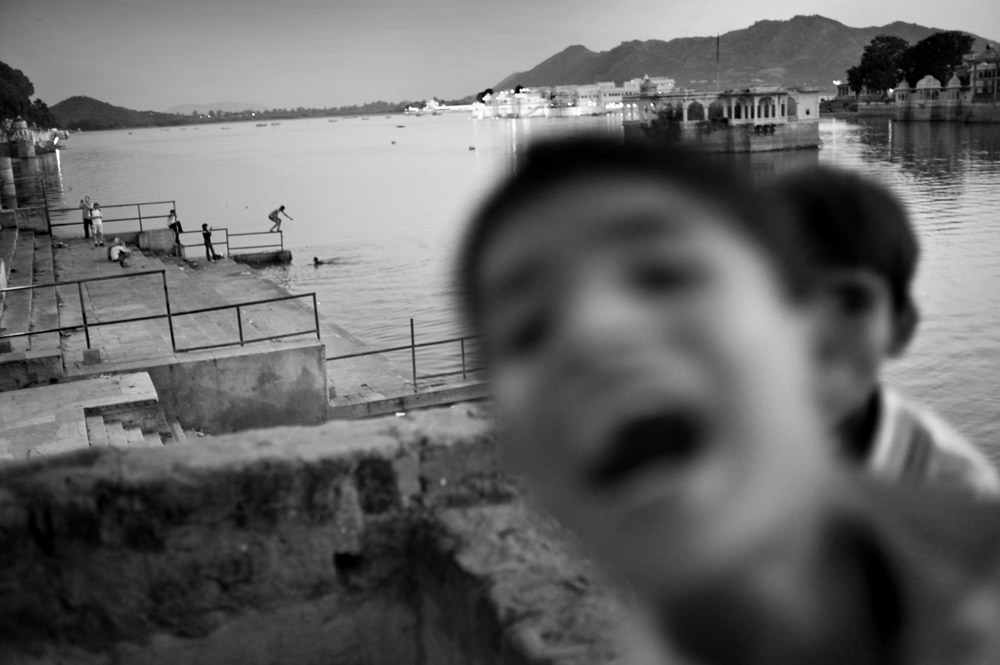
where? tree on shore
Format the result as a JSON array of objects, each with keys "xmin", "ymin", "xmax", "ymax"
[
  {"xmin": 846, "ymin": 35, "xmax": 909, "ymax": 96},
  {"xmin": 0, "ymin": 61, "xmax": 57, "ymax": 132},
  {"xmin": 899, "ymin": 31, "xmax": 976, "ymax": 86}
]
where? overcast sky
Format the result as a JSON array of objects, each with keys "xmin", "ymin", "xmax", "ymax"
[{"xmin": 2, "ymin": 0, "xmax": 997, "ymax": 112}]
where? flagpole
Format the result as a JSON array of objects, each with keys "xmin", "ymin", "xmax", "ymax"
[{"xmin": 716, "ymin": 34, "xmax": 721, "ymax": 92}]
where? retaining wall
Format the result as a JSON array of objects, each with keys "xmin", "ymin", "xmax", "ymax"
[
  {"xmin": 0, "ymin": 206, "xmax": 48, "ymax": 232},
  {"xmin": 0, "ymin": 405, "xmax": 626, "ymax": 665},
  {"xmin": 143, "ymin": 340, "xmax": 330, "ymax": 433}
]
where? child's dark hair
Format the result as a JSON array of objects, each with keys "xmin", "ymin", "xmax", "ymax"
[
  {"xmin": 457, "ymin": 135, "xmax": 809, "ymax": 329},
  {"xmin": 766, "ymin": 167, "xmax": 919, "ymax": 315}
]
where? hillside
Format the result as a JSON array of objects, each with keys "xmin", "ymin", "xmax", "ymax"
[
  {"xmin": 52, "ymin": 96, "xmax": 190, "ymax": 131},
  {"xmin": 494, "ymin": 15, "xmax": 996, "ymax": 92}
]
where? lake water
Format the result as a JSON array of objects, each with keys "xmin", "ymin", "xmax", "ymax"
[{"xmin": 17, "ymin": 114, "xmax": 1000, "ymax": 457}]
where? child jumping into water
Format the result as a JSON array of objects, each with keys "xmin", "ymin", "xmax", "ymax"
[{"xmin": 268, "ymin": 205, "xmax": 292, "ymax": 232}]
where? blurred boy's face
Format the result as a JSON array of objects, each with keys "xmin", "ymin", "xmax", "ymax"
[
  {"xmin": 812, "ymin": 270, "xmax": 899, "ymax": 425},
  {"xmin": 477, "ymin": 175, "xmax": 831, "ymax": 595}
]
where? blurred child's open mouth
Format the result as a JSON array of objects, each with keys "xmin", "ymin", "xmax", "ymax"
[{"xmin": 586, "ymin": 410, "xmax": 705, "ymax": 491}]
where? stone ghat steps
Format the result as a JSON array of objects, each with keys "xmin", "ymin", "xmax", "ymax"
[
  {"xmin": 0, "ymin": 231, "xmax": 61, "ymax": 354},
  {"xmin": 0, "ymin": 230, "xmax": 35, "ymax": 352},
  {"xmin": 83, "ymin": 415, "xmax": 188, "ymax": 450},
  {"xmin": 29, "ymin": 234, "xmax": 59, "ymax": 352},
  {"xmin": 0, "ymin": 372, "xmax": 190, "ymax": 462}
]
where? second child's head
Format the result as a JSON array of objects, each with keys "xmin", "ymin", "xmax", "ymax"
[
  {"xmin": 458, "ymin": 136, "xmax": 837, "ymax": 596},
  {"xmin": 766, "ymin": 168, "xmax": 919, "ymax": 447},
  {"xmin": 201, "ymin": 223, "xmax": 209, "ymax": 231}
]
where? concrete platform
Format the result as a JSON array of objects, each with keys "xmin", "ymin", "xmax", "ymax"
[
  {"xmin": 51, "ymin": 237, "xmax": 411, "ymax": 400},
  {"xmin": 0, "ymin": 372, "xmax": 157, "ymax": 460}
]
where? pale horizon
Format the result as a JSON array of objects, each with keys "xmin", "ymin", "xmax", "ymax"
[{"xmin": 2, "ymin": 0, "xmax": 998, "ymax": 113}]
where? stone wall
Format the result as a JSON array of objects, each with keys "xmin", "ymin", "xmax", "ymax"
[
  {"xmin": 0, "ymin": 206, "xmax": 48, "ymax": 232},
  {"xmin": 145, "ymin": 340, "xmax": 330, "ymax": 433},
  {"xmin": 0, "ymin": 405, "xmax": 626, "ymax": 665}
]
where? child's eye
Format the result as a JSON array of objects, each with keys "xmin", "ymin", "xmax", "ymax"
[
  {"xmin": 501, "ymin": 317, "xmax": 549, "ymax": 358},
  {"xmin": 836, "ymin": 284, "xmax": 873, "ymax": 315},
  {"xmin": 630, "ymin": 261, "xmax": 696, "ymax": 295}
]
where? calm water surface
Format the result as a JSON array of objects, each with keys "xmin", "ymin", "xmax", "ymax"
[{"xmin": 24, "ymin": 114, "xmax": 1000, "ymax": 455}]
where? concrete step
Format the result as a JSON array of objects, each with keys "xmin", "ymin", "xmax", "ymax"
[
  {"xmin": 0, "ymin": 231, "xmax": 35, "ymax": 352},
  {"xmin": 30, "ymin": 235, "xmax": 59, "ymax": 351},
  {"xmin": 0, "ymin": 228, "xmax": 16, "ymax": 283},
  {"xmin": 85, "ymin": 415, "xmax": 110, "ymax": 448},
  {"xmin": 167, "ymin": 419, "xmax": 188, "ymax": 445},
  {"xmin": 124, "ymin": 427, "xmax": 145, "ymax": 448},
  {"xmin": 142, "ymin": 432, "xmax": 163, "ymax": 447},
  {"xmin": 105, "ymin": 420, "xmax": 128, "ymax": 449}
]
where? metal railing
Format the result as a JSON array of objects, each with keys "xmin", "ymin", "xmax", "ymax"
[
  {"xmin": 326, "ymin": 318, "xmax": 482, "ymax": 392},
  {"xmin": 0, "ymin": 270, "xmax": 175, "ymax": 351},
  {"xmin": 48, "ymin": 200, "xmax": 177, "ymax": 235},
  {"xmin": 178, "ymin": 228, "xmax": 284, "ymax": 257},
  {"xmin": 170, "ymin": 292, "xmax": 320, "ymax": 352},
  {"xmin": 229, "ymin": 230, "xmax": 284, "ymax": 253},
  {"xmin": 179, "ymin": 227, "xmax": 229, "ymax": 256},
  {"xmin": 0, "ymin": 270, "xmax": 320, "ymax": 353}
]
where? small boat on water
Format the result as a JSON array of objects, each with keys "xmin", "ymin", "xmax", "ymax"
[{"xmin": 255, "ymin": 123, "xmax": 267, "ymax": 127}]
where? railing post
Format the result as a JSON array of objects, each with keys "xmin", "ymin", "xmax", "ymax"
[
  {"xmin": 461, "ymin": 338, "xmax": 467, "ymax": 379},
  {"xmin": 77, "ymin": 282, "xmax": 91, "ymax": 349},
  {"xmin": 137, "ymin": 204, "xmax": 143, "ymax": 232},
  {"xmin": 410, "ymin": 318, "xmax": 417, "ymax": 393},
  {"xmin": 280, "ymin": 230, "xmax": 284, "ymax": 251},
  {"xmin": 312, "ymin": 293, "xmax": 321, "ymax": 339},
  {"xmin": 236, "ymin": 305, "xmax": 244, "ymax": 346},
  {"xmin": 42, "ymin": 186, "xmax": 51, "ymax": 235},
  {"xmin": 161, "ymin": 271, "xmax": 177, "ymax": 352}
]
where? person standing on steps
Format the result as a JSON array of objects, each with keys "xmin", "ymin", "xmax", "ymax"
[
  {"xmin": 91, "ymin": 203, "xmax": 105, "ymax": 247},
  {"xmin": 79, "ymin": 197, "xmax": 93, "ymax": 239},
  {"xmin": 201, "ymin": 224, "xmax": 222, "ymax": 261},
  {"xmin": 167, "ymin": 209, "xmax": 183, "ymax": 256},
  {"xmin": 268, "ymin": 205, "xmax": 292, "ymax": 232}
]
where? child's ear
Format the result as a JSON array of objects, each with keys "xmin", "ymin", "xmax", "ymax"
[{"xmin": 887, "ymin": 303, "xmax": 919, "ymax": 358}]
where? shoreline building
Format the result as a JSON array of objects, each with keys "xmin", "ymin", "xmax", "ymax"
[
  {"xmin": 471, "ymin": 76, "xmax": 675, "ymax": 119},
  {"xmin": 622, "ymin": 84, "xmax": 822, "ymax": 152},
  {"xmin": 880, "ymin": 45, "xmax": 1000, "ymax": 122}
]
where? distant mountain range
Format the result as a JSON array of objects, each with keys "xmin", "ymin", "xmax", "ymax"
[
  {"xmin": 165, "ymin": 102, "xmax": 266, "ymax": 115},
  {"xmin": 51, "ymin": 96, "xmax": 193, "ymax": 131},
  {"xmin": 493, "ymin": 15, "xmax": 997, "ymax": 92}
]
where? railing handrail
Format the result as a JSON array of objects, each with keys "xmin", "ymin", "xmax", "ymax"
[
  {"xmin": 0, "ymin": 265, "xmax": 320, "ymax": 353},
  {"xmin": 326, "ymin": 319, "xmax": 481, "ymax": 393},
  {"xmin": 326, "ymin": 333, "xmax": 480, "ymax": 361},
  {"xmin": 48, "ymin": 200, "xmax": 177, "ymax": 213},
  {"xmin": 0, "ymin": 269, "xmax": 167, "ymax": 294},
  {"xmin": 173, "ymin": 292, "xmax": 314, "ymax": 318}
]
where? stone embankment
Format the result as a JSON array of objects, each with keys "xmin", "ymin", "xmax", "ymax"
[
  {"xmin": 0, "ymin": 405, "xmax": 632, "ymax": 665},
  {"xmin": 0, "ymin": 211, "xmax": 625, "ymax": 664}
]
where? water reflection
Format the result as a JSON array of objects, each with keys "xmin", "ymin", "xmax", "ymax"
[
  {"xmin": 10, "ymin": 151, "xmax": 65, "ymax": 208},
  {"xmin": 818, "ymin": 118, "xmax": 1000, "ymax": 458}
]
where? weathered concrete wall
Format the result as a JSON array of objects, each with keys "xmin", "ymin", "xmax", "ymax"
[
  {"xmin": 892, "ymin": 100, "xmax": 1000, "ymax": 123},
  {"xmin": 231, "ymin": 249, "xmax": 293, "ymax": 266},
  {"xmin": 0, "ymin": 405, "xmax": 625, "ymax": 665},
  {"xmin": 856, "ymin": 101, "xmax": 896, "ymax": 118},
  {"xmin": 0, "ymin": 206, "xmax": 48, "ymax": 233},
  {"xmin": 0, "ymin": 348, "xmax": 64, "ymax": 392},
  {"xmin": 139, "ymin": 228, "xmax": 176, "ymax": 253},
  {"xmin": 625, "ymin": 120, "xmax": 821, "ymax": 152},
  {"xmin": 145, "ymin": 340, "xmax": 329, "ymax": 433}
]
